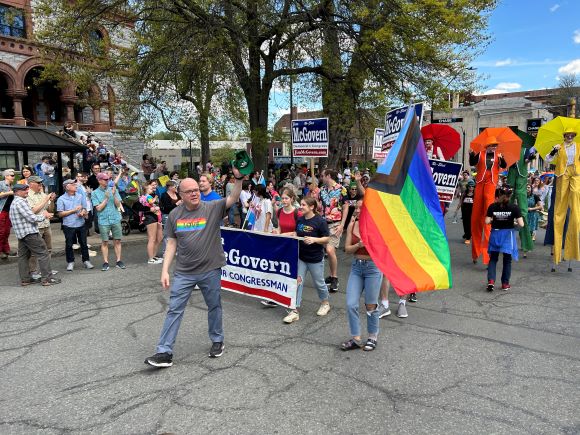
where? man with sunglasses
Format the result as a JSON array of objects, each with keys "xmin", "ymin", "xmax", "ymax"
[{"xmin": 145, "ymin": 166, "xmax": 244, "ymax": 368}]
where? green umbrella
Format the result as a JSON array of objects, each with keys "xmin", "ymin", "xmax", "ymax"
[{"xmin": 509, "ymin": 127, "xmax": 535, "ymax": 149}]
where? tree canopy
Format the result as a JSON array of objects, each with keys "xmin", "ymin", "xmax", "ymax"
[{"xmin": 34, "ymin": 0, "xmax": 496, "ymax": 169}]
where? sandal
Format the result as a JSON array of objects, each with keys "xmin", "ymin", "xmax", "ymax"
[
  {"xmin": 363, "ymin": 338, "xmax": 377, "ymax": 351},
  {"xmin": 340, "ymin": 339, "xmax": 362, "ymax": 351}
]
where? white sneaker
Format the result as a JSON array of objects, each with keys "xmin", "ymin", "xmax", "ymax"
[
  {"xmin": 51, "ymin": 270, "xmax": 59, "ymax": 275},
  {"xmin": 72, "ymin": 244, "xmax": 80, "ymax": 250},
  {"xmin": 148, "ymin": 258, "xmax": 163, "ymax": 264},
  {"xmin": 396, "ymin": 301, "xmax": 408, "ymax": 318},
  {"xmin": 87, "ymin": 244, "xmax": 92, "ymax": 249},
  {"xmin": 31, "ymin": 272, "xmax": 41, "ymax": 280},
  {"xmin": 316, "ymin": 303, "xmax": 331, "ymax": 316},
  {"xmin": 283, "ymin": 310, "xmax": 300, "ymax": 323},
  {"xmin": 66, "ymin": 262, "xmax": 74, "ymax": 272},
  {"xmin": 88, "ymin": 250, "xmax": 97, "ymax": 257},
  {"xmin": 83, "ymin": 261, "xmax": 94, "ymax": 269}
]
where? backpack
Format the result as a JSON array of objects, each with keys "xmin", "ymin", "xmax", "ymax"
[{"xmin": 275, "ymin": 207, "xmax": 298, "ymax": 230}]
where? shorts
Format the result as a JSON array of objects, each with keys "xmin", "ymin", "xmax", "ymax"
[
  {"xmin": 142, "ymin": 213, "xmax": 159, "ymax": 226},
  {"xmin": 98, "ymin": 222, "xmax": 123, "ymax": 242},
  {"xmin": 327, "ymin": 222, "xmax": 341, "ymax": 249}
]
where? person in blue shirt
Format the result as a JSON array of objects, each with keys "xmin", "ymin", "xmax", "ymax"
[
  {"xmin": 199, "ymin": 172, "xmax": 222, "ymax": 202},
  {"xmin": 57, "ymin": 180, "xmax": 94, "ymax": 271},
  {"xmin": 91, "ymin": 172, "xmax": 125, "ymax": 271}
]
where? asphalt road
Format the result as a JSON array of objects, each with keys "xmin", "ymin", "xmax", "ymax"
[{"xmin": 0, "ymin": 216, "xmax": 578, "ymax": 434}]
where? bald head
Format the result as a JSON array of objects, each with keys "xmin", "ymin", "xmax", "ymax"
[{"xmin": 178, "ymin": 178, "xmax": 201, "ymax": 209}]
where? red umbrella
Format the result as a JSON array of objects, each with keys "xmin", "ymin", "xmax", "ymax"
[
  {"xmin": 470, "ymin": 127, "xmax": 522, "ymax": 168},
  {"xmin": 421, "ymin": 124, "xmax": 461, "ymax": 160}
]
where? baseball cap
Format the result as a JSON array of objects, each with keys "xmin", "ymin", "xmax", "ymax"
[
  {"xmin": 96, "ymin": 173, "xmax": 110, "ymax": 181},
  {"xmin": 28, "ymin": 175, "xmax": 43, "ymax": 183},
  {"xmin": 2, "ymin": 169, "xmax": 15, "ymax": 177},
  {"xmin": 231, "ymin": 150, "xmax": 254, "ymax": 176},
  {"xmin": 63, "ymin": 179, "xmax": 76, "ymax": 187},
  {"xmin": 12, "ymin": 183, "xmax": 29, "ymax": 191}
]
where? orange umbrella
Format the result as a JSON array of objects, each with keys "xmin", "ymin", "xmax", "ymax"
[
  {"xmin": 470, "ymin": 127, "xmax": 522, "ymax": 168},
  {"xmin": 421, "ymin": 124, "xmax": 461, "ymax": 160}
]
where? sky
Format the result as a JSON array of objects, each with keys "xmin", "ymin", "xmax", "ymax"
[
  {"xmin": 267, "ymin": 0, "xmax": 580, "ymax": 123},
  {"xmin": 474, "ymin": 0, "xmax": 580, "ymax": 94}
]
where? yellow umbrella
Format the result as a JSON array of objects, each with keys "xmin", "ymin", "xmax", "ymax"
[{"xmin": 535, "ymin": 116, "xmax": 580, "ymax": 158}]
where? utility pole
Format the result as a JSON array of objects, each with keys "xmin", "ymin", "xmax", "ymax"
[{"xmin": 289, "ymin": 75, "xmax": 294, "ymax": 166}]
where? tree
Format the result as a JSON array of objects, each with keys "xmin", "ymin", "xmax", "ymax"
[
  {"xmin": 550, "ymin": 74, "xmax": 580, "ymax": 117},
  {"xmin": 33, "ymin": 0, "xmax": 496, "ymax": 171},
  {"xmin": 150, "ymin": 131, "xmax": 183, "ymax": 141}
]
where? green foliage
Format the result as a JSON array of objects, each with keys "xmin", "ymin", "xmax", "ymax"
[
  {"xmin": 210, "ymin": 146, "xmax": 238, "ymax": 165},
  {"xmin": 150, "ymin": 131, "xmax": 183, "ymax": 141},
  {"xmin": 33, "ymin": 0, "xmax": 496, "ymax": 172}
]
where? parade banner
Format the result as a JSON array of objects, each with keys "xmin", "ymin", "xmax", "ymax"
[
  {"xmin": 372, "ymin": 128, "xmax": 386, "ymax": 160},
  {"xmin": 382, "ymin": 103, "xmax": 424, "ymax": 154},
  {"xmin": 220, "ymin": 228, "xmax": 299, "ymax": 308},
  {"xmin": 292, "ymin": 118, "xmax": 329, "ymax": 157},
  {"xmin": 429, "ymin": 159, "xmax": 463, "ymax": 203}
]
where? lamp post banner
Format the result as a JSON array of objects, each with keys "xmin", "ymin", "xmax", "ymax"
[
  {"xmin": 291, "ymin": 118, "xmax": 329, "ymax": 157},
  {"xmin": 382, "ymin": 103, "xmax": 424, "ymax": 154},
  {"xmin": 429, "ymin": 159, "xmax": 463, "ymax": 203},
  {"xmin": 220, "ymin": 228, "xmax": 299, "ymax": 308}
]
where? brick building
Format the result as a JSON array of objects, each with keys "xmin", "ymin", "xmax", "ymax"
[{"xmin": 0, "ymin": 1, "xmax": 143, "ymax": 170}]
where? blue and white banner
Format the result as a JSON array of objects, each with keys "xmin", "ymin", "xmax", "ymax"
[
  {"xmin": 429, "ymin": 159, "xmax": 463, "ymax": 203},
  {"xmin": 292, "ymin": 118, "xmax": 329, "ymax": 157},
  {"xmin": 372, "ymin": 128, "xmax": 385, "ymax": 160},
  {"xmin": 382, "ymin": 103, "xmax": 424, "ymax": 155},
  {"xmin": 221, "ymin": 228, "xmax": 299, "ymax": 308}
]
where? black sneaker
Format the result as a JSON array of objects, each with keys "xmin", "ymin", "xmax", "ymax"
[
  {"xmin": 486, "ymin": 280, "xmax": 495, "ymax": 292},
  {"xmin": 209, "ymin": 342, "xmax": 225, "ymax": 358},
  {"xmin": 408, "ymin": 293, "xmax": 417, "ymax": 303},
  {"xmin": 329, "ymin": 277, "xmax": 339, "ymax": 293},
  {"xmin": 144, "ymin": 352, "xmax": 173, "ymax": 368},
  {"xmin": 116, "ymin": 261, "xmax": 126, "ymax": 269},
  {"xmin": 101, "ymin": 262, "xmax": 110, "ymax": 271},
  {"xmin": 324, "ymin": 276, "xmax": 332, "ymax": 284}
]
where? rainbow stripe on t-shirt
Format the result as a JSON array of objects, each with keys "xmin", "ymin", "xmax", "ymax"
[{"xmin": 176, "ymin": 218, "xmax": 207, "ymax": 232}]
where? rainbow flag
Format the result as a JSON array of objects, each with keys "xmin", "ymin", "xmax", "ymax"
[{"xmin": 359, "ymin": 107, "xmax": 452, "ymax": 295}]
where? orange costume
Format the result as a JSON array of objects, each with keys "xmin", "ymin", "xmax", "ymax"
[{"xmin": 469, "ymin": 142, "xmax": 506, "ymax": 264}]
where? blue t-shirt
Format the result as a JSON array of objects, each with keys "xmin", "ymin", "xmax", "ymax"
[
  {"xmin": 296, "ymin": 214, "xmax": 329, "ymax": 263},
  {"xmin": 57, "ymin": 192, "xmax": 87, "ymax": 228},
  {"xmin": 201, "ymin": 190, "xmax": 222, "ymax": 202},
  {"xmin": 91, "ymin": 186, "xmax": 122, "ymax": 225}
]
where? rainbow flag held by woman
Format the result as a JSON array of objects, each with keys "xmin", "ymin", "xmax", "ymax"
[{"xmin": 359, "ymin": 107, "xmax": 452, "ymax": 295}]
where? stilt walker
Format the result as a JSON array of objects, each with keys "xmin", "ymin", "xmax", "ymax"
[
  {"xmin": 469, "ymin": 137, "xmax": 507, "ymax": 264},
  {"xmin": 544, "ymin": 129, "xmax": 580, "ymax": 269},
  {"xmin": 507, "ymin": 143, "xmax": 534, "ymax": 255}
]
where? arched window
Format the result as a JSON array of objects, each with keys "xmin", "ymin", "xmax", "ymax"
[
  {"xmin": 88, "ymin": 29, "xmax": 105, "ymax": 55},
  {"xmin": 0, "ymin": 5, "xmax": 26, "ymax": 38}
]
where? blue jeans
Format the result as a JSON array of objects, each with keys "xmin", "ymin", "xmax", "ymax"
[
  {"xmin": 296, "ymin": 259, "xmax": 328, "ymax": 308},
  {"xmin": 160, "ymin": 214, "xmax": 169, "ymax": 256},
  {"xmin": 156, "ymin": 269, "xmax": 223, "ymax": 354},
  {"xmin": 487, "ymin": 251, "xmax": 512, "ymax": 284},
  {"xmin": 346, "ymin": 259, "xmax": 382, "ymax": 337},
  {"xmin": 228, "ymin": 203, "xmax": 238, "ymax": 226}
]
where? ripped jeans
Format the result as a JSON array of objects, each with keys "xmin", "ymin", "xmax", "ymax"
[{"xmin": 345, "ymin": 258, "xmax": 382, "ymax": 337}]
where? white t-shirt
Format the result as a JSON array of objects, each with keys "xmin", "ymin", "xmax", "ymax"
[
  {"xmin": 240, "ymin": 190, "xmax": 252, "ymax": 213},
  {"xmin": 253, "ymin": 198, "xmax": 273, "ymax": 232}
]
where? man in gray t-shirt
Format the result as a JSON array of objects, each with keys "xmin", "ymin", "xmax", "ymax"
[{"xmin": 145, "ymin": 172, "xmax": 243, "ymax": 368}]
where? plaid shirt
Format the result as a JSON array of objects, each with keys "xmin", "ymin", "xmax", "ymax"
[{"xmin": 9, "ymin": 196, "xmax": 45, "ymax": 239}]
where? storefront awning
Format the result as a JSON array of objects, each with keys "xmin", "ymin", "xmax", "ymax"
[{"xmin": 0, "ymin": 125, "xmax": 88, "ymax": 153}]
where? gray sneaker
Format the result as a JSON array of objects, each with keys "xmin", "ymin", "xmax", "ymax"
[
  {"xmin": 83, "ymin": 261, "xmax": 94, "ymax": 269},
  {"xmin": 396, "ymin": 302, "xmax": 408, "ymax": 318},
  {"xmin": 378, "ymin": 305, "xmax": 391, "ymax": 318},
  {"xmin": 66, "ymin": 262, "xmax": 74, "ymax": 272}
]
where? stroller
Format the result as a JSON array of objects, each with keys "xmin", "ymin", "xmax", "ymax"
[{"xmin": 120, "ymin": 193, "xmax": 147, "ymax": 236}]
